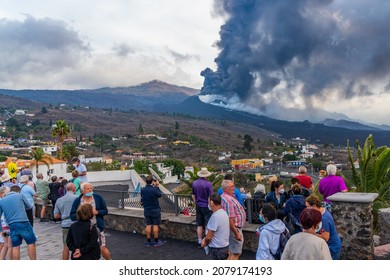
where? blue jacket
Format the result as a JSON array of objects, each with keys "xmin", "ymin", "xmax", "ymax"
[
  {"xmin": 141, "ymin": 184, "xmax": 162, "ymax": 212},
  {"xmin": 282, "ymin": 195, "xmax": 306, "ymax": 222},
  {"xmin": 265, "ymin": 192, "xmax": 287, "ymax": 209},
  {"xmin": 0, "ymin": 192, "xmax": 30, "ymax": 228},
  {"xmin": 70, "ymin": 193, "xmax": 108, "ymax": 231}
]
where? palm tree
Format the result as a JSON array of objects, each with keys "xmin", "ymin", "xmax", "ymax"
[
  {"xmin": 181, "ymin": 167, "xmax": 223, "ymax": 194},
  {"xmin": 30, "ymin": 147, "xmax": 53, "ymax": 175},
  {"xmin": 347, "ymin": 134, "xmax": 390, "ymax": 227},
  {"xmin": 52, "ymin": 120, "xmax": 71, "ymax": 160}
]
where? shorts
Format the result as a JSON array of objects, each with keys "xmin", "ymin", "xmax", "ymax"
[
  {"xmin": 41, "ymin": 198, "xmax": 49, "ymax": 207},
  {"xmin": 196, "ymin": 205, "xmax": 212, "ymax": 227},
  {"xmin": 62, "ymin": 228, "xmax": 70, "ymax": 245},
  {"xmin": 210, "ymin": 246, "xmax": 229, "ymax": 260},
  {"xmin": 144, "ymin": 210, "xmax": 161, "ymax": 226},
  {"xmin": 9, "ymin": 221, "xmax": 37, "ymax": 247},
  {"xmin": 229, "ymin": 228, "xmax": 244, "ymax": 254}
]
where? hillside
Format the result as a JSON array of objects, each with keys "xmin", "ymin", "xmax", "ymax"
[
  {"xmin": 0, "ymin": 94, "xmax": 279, "ymax": 165},
  {"xmin": 0, "ymin": 80, "xmax": 198, "ymax": 111},
  {"xmin": 159, "ymin": 96, "xmax": 390, "ymax": 146}
]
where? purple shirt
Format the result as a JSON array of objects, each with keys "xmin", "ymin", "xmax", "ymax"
[
  {"xmin": 318, "ymin": 175, "xmax": 348, "ymax": 203},
  {"xmin": 192, "ymin": 178, "xmax": 213, "ymax": 207}
]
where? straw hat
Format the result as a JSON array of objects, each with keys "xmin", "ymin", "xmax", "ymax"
[
  {"xmin": 0, "ymin": 173, "xmax": 10, "ymax": 183},
  {"xmin": 197, "ymin": 167, "xmax": 212, "ymax": 178}
]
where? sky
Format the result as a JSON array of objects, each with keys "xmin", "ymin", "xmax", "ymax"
[
  {"xmin": 0, "ymin": 0, "xmax": 222, "ymax": 90},
  {"xmin": 0, "ymin": 0, "xmax": 389, "ymax": 126}
]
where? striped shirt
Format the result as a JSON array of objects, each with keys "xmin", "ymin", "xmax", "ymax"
[{"xmin": 221, "ymin": 192, "xmax": 246, "ymax": 228}]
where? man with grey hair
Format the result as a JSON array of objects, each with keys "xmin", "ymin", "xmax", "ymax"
[
  {"xmin": 220, "ymin": 179, "xmax": 246, "ymax": 260},
  {"xmin": 294, "ymin": 165, "xmax": 313, "ymax": 190},
  {"xmin": 318, "ymin": 164, "xmax": 348, "ymax": 209},
  {"xmin": 36, "ymin": 173, "xmax": 50, "ymax": 222},
  {"xmin": 0, "ymin": 186, "xmax": 12, "ymax": 260},
  {"xmin": 0, "ymin": 185, "xmax": 37, "ymax": 260},
  {"xmin": 54, "ymin": 183, "xmax": 78, "ymax": 260},
  {"xmin": 70, "ymin": 182, "xmax": 111, "ymax": 259},
  {"xmin": 19, "ymin": 175, "xmax": 37, "ymax": 227}
]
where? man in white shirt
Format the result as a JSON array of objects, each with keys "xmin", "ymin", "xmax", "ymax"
[
  {"xmin": 72, "ymin": 158, "xmax": 88, "ymax": 182},
  {"xmin": 201, "ymin": 193, "xmax": 230, "ymax": 260}
]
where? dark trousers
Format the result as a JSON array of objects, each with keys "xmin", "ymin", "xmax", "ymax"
[{"xmin": 26, "ymin": 208, "xmax": 34, "ymax": 227}]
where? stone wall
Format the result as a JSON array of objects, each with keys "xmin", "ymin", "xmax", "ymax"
[
  {"xmin": 378, "ymin": 208, "xmax": 390, "ymax": 245},
  {"xmin": 328, "ymin": 192, "xmax": 378, "ymax": 260},
  {"xmin": 105, "ymin": 208, "xmax": 259, "ymax": 252},
  {"xmin": 35, "ymin": 202, "xmax": 259, "ymax": 252}
]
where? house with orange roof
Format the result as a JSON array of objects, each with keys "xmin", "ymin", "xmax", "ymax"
[{"xmin": 3, "ymin": 156, "xmax": 67, "ymax": 179}]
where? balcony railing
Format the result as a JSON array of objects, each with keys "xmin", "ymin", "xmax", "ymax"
[{"xmin": 94, "ymin": 189, "xmax": 264, "ymax": 224}]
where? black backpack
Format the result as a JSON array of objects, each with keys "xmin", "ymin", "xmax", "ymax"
[{"xmin": 271, "ymin": 228, "xmax": 291, "ymax": 260}]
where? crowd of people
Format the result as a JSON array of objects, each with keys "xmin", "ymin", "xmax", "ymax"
[
  {"xmin": 0, "ymin": 156, "xmax": 349, "ymax": 260},
  {"xmin": 192, "ymin": 164, "xmax": 348, "ymax": 260},
  {"xmin": 0, "ymin": 157, "xmax": 111, "ymax": 260}
]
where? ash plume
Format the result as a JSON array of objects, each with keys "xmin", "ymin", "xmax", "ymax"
[{"xmin": 200, "ymin": 0, "xmax": 390, "ymax": 111}]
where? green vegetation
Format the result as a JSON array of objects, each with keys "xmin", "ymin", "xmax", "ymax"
[
  {"xmin": 162, "ymin": 158, "xmax": 185, "ymax": 178},
  {"xmin": 51, "ymin": 120, "xmax": 71, "ymax": 160},
  {"xmin": 30, "ymin": 147, "xmax": 53, "ymax": 174},
  {"xmin": 243, "ymin": 134, "xmax": 253, "ymax": 152},
  {"xmin": 86, "ymin": 160, "xmax": 121, "ymax": 171},
  {"xmin": 347, "ymin": 134, "xmax": 390, "ymax": 229},
  {"xmin": 62, "ymin": 144, "xmax": 80, "ymax": 163},
  {"xmin": 180, "ymin": 166, "xmax": 223, "ymax": 194}
]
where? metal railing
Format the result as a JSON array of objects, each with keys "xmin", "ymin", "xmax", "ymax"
[{"xmin": 94, "ymin": 189, "xmax": 264, "ymax": 224}]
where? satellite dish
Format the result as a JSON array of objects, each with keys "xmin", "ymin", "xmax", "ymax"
[{"xmin": 148, "ymin": 167, "xmax": 162, "ymax": 182}]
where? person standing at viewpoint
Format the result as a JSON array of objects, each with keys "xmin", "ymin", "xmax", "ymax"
[
  {"xmin": 0, "ymin": 185, "xmax": 37, "ymax": 260},
  {"xmin": 70, "ymin": 183, "xmax": 112, "ymax": 259},
  {"xmin": 54, "ymin": 183, "xmax": 78, "ymax": 260},
  {"xmin": 201, "ymin": 193, "xmax": 229, "ymax": 260},
  {"xmin": 294, "ymin": 166, "xmax": 313, "ymax": 190},
  {"xmin": 72, "ymin": 158, "xmax": 88, "ymax": 183},
  {"xmin": 192, "ymin": 167, "xmax": 214, "ymax": 247},
  {"xmin": 318, "ymin": 164, "xmax": 348, "ymax": 210},
  {"xmin": 141, "ymin": 175, "xmax": 166, "ymax": 247},
  {"xmin": 221, "ymin": 179, "xmax": 246, "ymax": 260}
]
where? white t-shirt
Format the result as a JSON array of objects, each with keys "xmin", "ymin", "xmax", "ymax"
[
  {"xmin": 206, "ymin": 208, "xmax": 230, "ymax": 248},
  {"xmin": 75, "ymin": 163, "xmax": 88, "ymax": 182}
]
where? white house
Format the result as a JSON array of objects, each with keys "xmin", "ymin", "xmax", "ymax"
[
  {"xmin": 30, "ymin": 145, "xmax": 57, "ymax": 155},
  {"xmin": 14, "ymin": 109, "xmax": 26, "ymax": 115}
]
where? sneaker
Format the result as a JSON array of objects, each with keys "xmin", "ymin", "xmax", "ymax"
[
  {"xmin": 145, "ymin": 241, "xmax": 152, "ymax": 247},
  {"xmin": 153, "ymin": 240, "xmax": 166, "ymax": 248},
  {"xmin": 39, "ymin": 218, "xmax": 45, "ymax": 223}
]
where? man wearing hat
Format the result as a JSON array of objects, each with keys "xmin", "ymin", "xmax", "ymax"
[
  {"xmin": 192, "ymin": 167, "xmax": 214, "ymax": 247},
  {"xmin": 0, "ymin": 174, "xmax": 13, "ymax": 188}
]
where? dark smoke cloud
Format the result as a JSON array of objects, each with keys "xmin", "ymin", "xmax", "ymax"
[{"xmin": 201, "ymin": 0, "xmax": 390, "ymax": 107}]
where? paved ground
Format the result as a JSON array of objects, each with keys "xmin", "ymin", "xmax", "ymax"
[{"xmin": 20, "ymin": 217, "xmax": 256, "ymax": 260}]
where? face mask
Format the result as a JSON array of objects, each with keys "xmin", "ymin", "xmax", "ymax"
[
  {"xmin": 208, "ymin": 205, "xmax": 212, "ymax": 211},
  {"xmin": 279, "ymin": 189, "xmax": 285, "ymax": 194},
  {"xmin": 73, "ymin": 164, "xmax": 78, "ymax": 168},
  {"xmin": 259, "ymin": 214, "xmax": 266, "ymax": 224},
  {"xmin": 85, "ymin": 191, "xmax": 93, "ymax": 197},
  {"xmin": 315, "ymin": 222, "xmax": 322, "ymax": 233}
]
